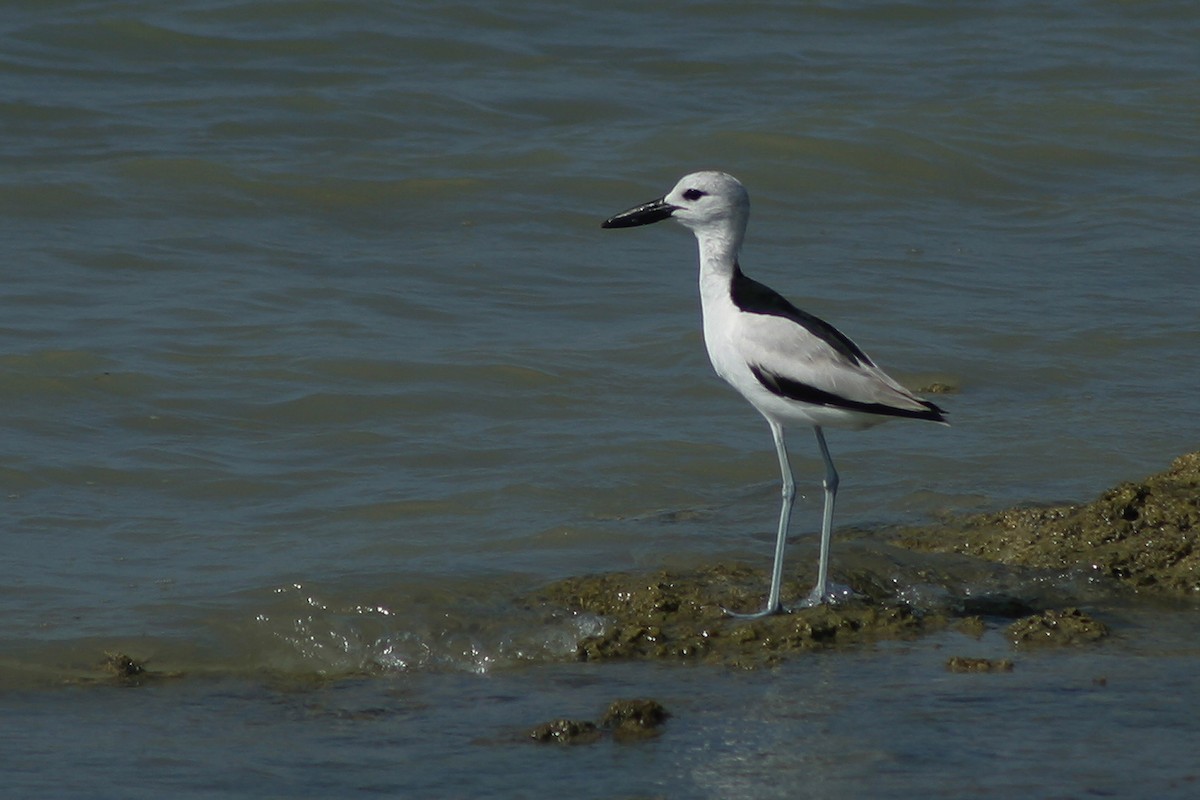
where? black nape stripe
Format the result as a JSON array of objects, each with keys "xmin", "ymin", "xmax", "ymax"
[
  {"xmin": 750, "ymin": 365, "xmax": 947, "ymax": 422},
  {"xmin": 730, "ymin": 263, "xmax": 873, "ymax": 368}
]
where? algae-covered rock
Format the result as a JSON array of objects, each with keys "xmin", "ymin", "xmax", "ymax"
[
  {"xmin": 523, "ymin": 455, "xmax": 1200, "ymax": 664},
  {"xmin": 1006, "ymin": 608, "xmax": 1109, "ymax": 647},
  {"xmin": 528, "ymin": 699, "xmax": 669, "ymax": 745},
  {"xmin": 601, "ymin": 698, "xmax": 669, "ymax": 729},
  {"xmin": 896, "ymin": 452, "xmax": 1200, "ymax": 595},
  {"xmin": 946, "ymin": 656, "xmax": 1014, "ymax": 673},
  {"xmin": 103, "ymin": 651, "xmax": 147, "ymax": 680},
  {"xmin": 528, "ymin": 718, "xmax": 601, "ymax": 745},
  {"xmin": 602, "ymin": 699, "xmax": 670, "ymax": 741},
  {"xmin": 529, "ymin": 564, "xmax": 945, "ymax": 667},
  {"xmin": 54, "ymin": 651, "xmax": 186, "ymax": 687}
]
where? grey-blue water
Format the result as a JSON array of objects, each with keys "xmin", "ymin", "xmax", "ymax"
[{"xmin": 2, "ymin": 1, "xmax": 1198, "ymax": 797}]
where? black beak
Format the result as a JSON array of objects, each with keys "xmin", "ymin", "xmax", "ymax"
[{"xmin": 601, "ymin": 196, "xmax": 677, "ymax": 229}]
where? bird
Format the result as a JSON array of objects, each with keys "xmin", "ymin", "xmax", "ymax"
[{"xmin": 601, "ymin": 171, "xmax": 947, "ymax": 617}]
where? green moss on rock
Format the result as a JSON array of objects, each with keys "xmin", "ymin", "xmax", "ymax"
[
  {"xmin": 528, "ymin": 564, "xmax": 944, "ymax": 667},
  {"xmin": 896, "ymin": 452, "xmax": 1200, "ymax": 594}
]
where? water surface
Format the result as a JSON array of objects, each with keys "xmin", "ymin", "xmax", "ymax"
[{"xmin": 2, "ymin": 1, "xmax": 1198, "ymax": 797}]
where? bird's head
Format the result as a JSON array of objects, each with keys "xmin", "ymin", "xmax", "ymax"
[{"xmin": 602, "ymin": 171, "xmax": 750, "ymax": 241}]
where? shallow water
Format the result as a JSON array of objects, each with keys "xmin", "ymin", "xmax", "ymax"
[
  {"xmin": 6, "ymin": 613, "xmax": 1200, "ymax": 799},
  {"xmin": 2, "ymin": 0, "xmax": 1198, "ymax": 796}
]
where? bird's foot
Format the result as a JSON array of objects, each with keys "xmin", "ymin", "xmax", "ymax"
[
  {"xmin": 797, "ymin": 581, "xmax": 855, "ymax": 608},
  {"xmin": 721, "ymin": 582, "xmax": 856, "ymax": 617},
  {"xmin": 721, "ymin": 601, "xmax": 786, "ymax": 619}
]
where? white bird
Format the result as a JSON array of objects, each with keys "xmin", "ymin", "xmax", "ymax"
[{"xmin": 602, "ymin": 171, "xmax": 947, "ymax": 617}]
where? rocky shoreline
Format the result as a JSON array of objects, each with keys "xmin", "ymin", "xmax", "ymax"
[{"xmin": 527, "ymin": 451, "xmax": 1198, "ymax": 668}]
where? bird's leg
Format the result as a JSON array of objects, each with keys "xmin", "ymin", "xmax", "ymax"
[
  {"xmin": 725, "ymin": 420, "xmax": 791, "ymax": 618},
  {"xmin": 766, "ymin": 420, "xmax": 794, "ymax": 613},
  {"xmin": 805, "ymin": 426, "xmax": 840, "ymax": 605}
]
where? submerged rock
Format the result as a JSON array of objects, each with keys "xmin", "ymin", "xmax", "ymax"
[
  {"xmin": 528, "ymin": 699, "xmax": 669, "ymax": 745},
  {"xmin": 55, "ymin": 651, "xmax": 187, "ymax": 687},
  {"xmin": 528, "ymin": 718, "xmax": 601, "ymax": 745},
  {"xmin": 103, "ymin": 651, "xmax": 147, "ymax": 680},
  {"xmin": 946, "ymin": 656, "xmax": 1014, "ymax": 673},
  {"xmin": 895, "ymin": 452, "xmax": 1200, "ymax": 595},
  {"xmin": 602, "ymin": 699, "xmax": 670, "ymax": 741}
]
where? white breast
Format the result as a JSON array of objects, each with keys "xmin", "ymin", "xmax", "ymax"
[{"xmin": 698, "ymin": 268, "xmax": 894, "ymax": 431}]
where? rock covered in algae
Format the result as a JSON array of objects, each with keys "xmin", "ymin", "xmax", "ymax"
[
  {"xmin": 895, "ymin": 452, "xmax": 1200, "ymax": 594},
  {"xmin": 528, "ymin": 718, "xmax": 601, "ymax": 745},
  {"xmin": 103, "ymin": 652, "xmax": 147, "ymax": 680},
  {"xmin": 522, "ymin": 455, "xmax": 1200, "ymax": 664},
  {"xmin": 601, "ymin": 699, "xmax": 670, "ymax": 741},
  {"xmin": 1006, "ymin": 608, "xmax": 1110, "ymax": 647},
  {"xmin": 529, "ymin": 563, "xmax": 943, "ymax": 667},
  {"xmin": 44, "ymin": 651, "xmax": 187, "ymax": 688},
  {"xmin": 946, "ymin": 656, "xmax": 1014, "ymax": 673},
  {"xmin": 528, "ymin": 699, "xmax": 669, "ymax": 745}
]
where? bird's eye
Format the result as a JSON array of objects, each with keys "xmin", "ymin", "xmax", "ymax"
[{"xmin": 682, "ymin": 188, "xmax": 706, "ymax": 201}]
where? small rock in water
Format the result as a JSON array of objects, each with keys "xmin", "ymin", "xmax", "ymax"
[
  {"xmin": 528, "ymin": 718, "xmax": 600, "ymax": 745},
  {"xmin": 602, "ymin": 699, "xmax": 670, "ymax": 740},
  {"xmin": 946, "ymin": 656, "xmax": 1015, "ymax": 673},
  {"xmin": 1007, "ymin": 608, "xmax": 1109, "ymax": 647},
  {"xmin": 528, "ymin": 698, "xmax": 670, "ymax": 745}
]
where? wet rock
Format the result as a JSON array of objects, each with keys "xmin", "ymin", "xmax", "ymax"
[
  {"xmin": 529, "ymin": 565, "xmax": 944, "ymax": 667},
  {"xmin": 602, "ymin": 699, "xmax": 670, "ymax": 740},
  {"xmin": 528, "ymin": 699, "xmax": 669, "ymax": 745},
  {"xmin": 946, "ymin": 656, "xmax": 1014, "ymax": 673},
  {"xmin": 77, "ymin": 651, "xmax": 184, "ymax": 687},
  {"xmin": 103, "ymin": 651, "xmax": 146, "ymax": 680},
  {"xmin": 955, "ymin": 616, "xmax": 987, "ymax": 638},
  {"xmin": 895, "ymin": 452, "xmax": 1200, "ymax": 595},
  {"xmin": 1006, "ymin": 608, "xmax": 1110, "ymax": 647},
  {"xmin": 525, "ymin": 457, "xmax": 1200, "ymax": 665},
  {"xmin": 528, "ymin": 718, "xmax": 601, "ymax": 745}
]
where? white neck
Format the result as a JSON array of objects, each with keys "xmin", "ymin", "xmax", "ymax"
[
  {"xmin": 694, "ymin": 226, "xmax": 741, "ymax": 279},
  {"xmin": 695, "ymin": 227, "xmax": 742, "ymax": 324}
]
